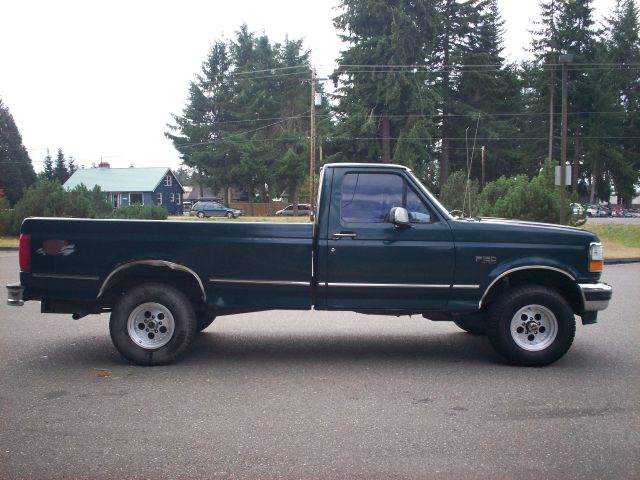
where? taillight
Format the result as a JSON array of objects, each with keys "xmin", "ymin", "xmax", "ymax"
[
  {"xmin": 589, "ymin": 242, "xmax": 604, "ymax": 272},
  {"xmin": 19, "ymin": 234, "xmax": 31, "ymax": 272}
]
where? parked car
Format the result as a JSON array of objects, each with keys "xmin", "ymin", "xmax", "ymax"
[
  {"xmin": 276, "ymin": 204, "xmax": 311, "ymax": 216},
  {"xmin": 586, "ymin": 205, "xmax": 598, "ymax": 217},
  {"xmin": 190, "ymin": 201, "xmax": 242, "ymax": 219}
]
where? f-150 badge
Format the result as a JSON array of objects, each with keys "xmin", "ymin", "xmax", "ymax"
[
  {"xmin": 475, "ymin": 255, "xmax": 497, "ymax": 265},
  {"xmin": 36, "ymin": 240, "xmax": 75, "ymax": 256}
]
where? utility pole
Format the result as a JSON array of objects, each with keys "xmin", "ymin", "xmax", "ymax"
[
  {"xmin": 548, "ymin": 68, "xmax": 555, "ymax": 165},
  {"xmin": 559, "ymin": 54, "xmax": 573, "ymax": 225},
  {"xmin": 481, "ymin": 146, "xmax": 486, "ymax": 190},
  {"xmin": 309, "ymin": 68, "xmax": 316, "ymax": 215}
]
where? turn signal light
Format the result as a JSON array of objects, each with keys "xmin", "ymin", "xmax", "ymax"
[{"xmin": 589, "ymin": 260, "xmax": 603, "ymax": 272}]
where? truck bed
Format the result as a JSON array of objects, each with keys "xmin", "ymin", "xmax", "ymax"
[{"xmin": 21, "ymin": 218, "xmax": 314, "ymax": 312}]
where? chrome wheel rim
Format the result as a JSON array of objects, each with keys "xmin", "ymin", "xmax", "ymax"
[
  {"xmin": 510, "ymin": 304, "xmax": 558, "ymax": 351},
  {"xmin": 127, "ymin": 302, "xmax": 175, "ymax": 349}
]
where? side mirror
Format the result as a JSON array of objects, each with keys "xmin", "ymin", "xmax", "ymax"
[{"xmin": 389, "ymin": 207, "xmax": 411, "ymax": 228}]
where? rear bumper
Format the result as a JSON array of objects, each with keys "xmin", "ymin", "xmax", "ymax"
[
  {"xmin": 579, "ymin": 282, "xmax": 612, "ymax": 312},
  {"xmin": 6, "ymin": 283, "xmax": 24, "ymax": 306}
]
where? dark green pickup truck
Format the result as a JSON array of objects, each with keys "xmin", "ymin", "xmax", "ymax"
[{"xmin": 7, "ymin": 163, "xmax": 612, "ymax": 366}]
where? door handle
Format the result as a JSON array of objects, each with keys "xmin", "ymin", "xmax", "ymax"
[{"xmin": 332, "ymin": 232, "xmax": 357, "ymax": 239}]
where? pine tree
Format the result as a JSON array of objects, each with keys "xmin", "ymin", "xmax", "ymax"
[
  {"xmin": 42, "ymin": 149, "xmax": 54, "ymax": 181},
  {"xmin": 53, "ymin": 148, "xmax": 70, "ymax": 184},
  {"xmin": 601, "ymin": 0, "xmax": 640, "ymax": 204},
  {"xmin": 329, "ymin": 0, "xmax": 440, "ymax": 174},
  {"xmin": 447, "ymin": 0, "xmax": 524, "ymax": 182},
  {"xmin": 0, "ymin": 98, "xmax": 36, "ymax": 204}
]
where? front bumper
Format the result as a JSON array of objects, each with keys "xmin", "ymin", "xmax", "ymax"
[
  {"xmin": 6, "ymin": 283, "xmax": 24, "ymax": 306},
  {"xmin": 579, "ymin": 282, "xmax": 612, "ymax": 312}
]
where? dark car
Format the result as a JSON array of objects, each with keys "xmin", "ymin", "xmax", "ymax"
[
  {"xmin": 190, "ymin": 201, "xmax": 243, "ymax": 219},
  {"xmin": 275, "ymin": 204, "xmax": 311, "ymax": 216}
]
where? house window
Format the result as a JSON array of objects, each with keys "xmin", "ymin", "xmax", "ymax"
[
  {"xmin": 164, "ymin": 175, "xmax": 172, "ymax": 187},
  {"xmin": 176, "ymin": 193, "xmax": 181, "ymax": 204},
  {"xmin": 156, "ymin": 193, "xmax": 162, "ymax": 205},
  {"xmin": 130, "ymin": 193, "xmax": 143, "ymax": 205},
  {"xmin": 169, "ymin": 193, "xmax": 175, "ymax": 203}
]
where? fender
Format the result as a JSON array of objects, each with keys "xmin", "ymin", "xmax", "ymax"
[
  {"xmin": 97, "ymin": 260, "xmax": 206, "ymax": 301},
  {"xmin": 479, "ymin": 257, "xmax": 577, "ymax": 309}
]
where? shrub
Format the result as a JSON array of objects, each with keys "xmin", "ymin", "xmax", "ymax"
[
  {"xmin": 110, "ymin": 204, "xmax": 168, "ymax": 220},
  {"xmin": 439, "ymin": 171, "xmax": 481, "ymax": 217}
]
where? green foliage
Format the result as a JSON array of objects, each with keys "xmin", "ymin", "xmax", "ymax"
[
  {"xmin": 0, "ymin": 98, "xmax": 36, "ymax": 205},
  {"xmin": 0, "ymin": 181, "xmax": 165, "ymax": 236},
  {"xmin": 439, "ymin": 170, "xmax": 481, "ymax": 216},
  {"xmin": 477, "ymin": 166, "xmax": 571, "ymax": 223},
  {"xmin": 110, "ymin": 204, "xmax": 168, "ymax": 220}
]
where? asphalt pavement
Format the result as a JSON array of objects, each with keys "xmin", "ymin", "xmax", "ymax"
[{"xmin": 1, "ymin": 252, "xmax": 638, "ymax": 480}]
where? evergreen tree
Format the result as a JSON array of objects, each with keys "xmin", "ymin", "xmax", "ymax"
[
  {"xmin": 447, "ymin": 0, "xmax": 524, "ymax": 182},
  {"xmin": 0, "ymin": 98, "xmax": 36, "ymax": 205},
  {"xmin": 434, "ymin": 0, "xmax": 489, "ymax": 185},
  {"xmin": 42, "ymin": 149, "xmax": 54, "ymax": 181},
  {"xmin": 601, "ymin": 0, "xmax": 640, "ymax": 205},
  {"xmin": 329, "ymin": 0, "xmax": 440, "ymax": 176},
  {"xmin": 53, "ymin": 148, "xmax": 70, "ymax": 184}
]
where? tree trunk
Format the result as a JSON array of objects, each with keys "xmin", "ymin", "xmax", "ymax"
[{"xmin": 382, "ymin": 115, "xmax": 391, "ymax": 163}]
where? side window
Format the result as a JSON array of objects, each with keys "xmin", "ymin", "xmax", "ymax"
[
  {"xmin": 340, "ymin": 172, "xmax": 433, "ymax": 224},
  {"xmin": 164, "ymin": 175, "xmax": 172, "ymax": 187},
  {"xmin": 341, "ymin": 173, "xmax": 403, "ymax": 223}
]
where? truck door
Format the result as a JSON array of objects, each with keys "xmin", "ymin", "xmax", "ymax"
[{"xmin": 322, "ymin": 168, "xmax": 454, "ymax": 311}]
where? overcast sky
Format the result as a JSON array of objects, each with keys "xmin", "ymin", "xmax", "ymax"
[{"xmin": 0, "ymin": 0, "xmax": 616, "ymax": 172}]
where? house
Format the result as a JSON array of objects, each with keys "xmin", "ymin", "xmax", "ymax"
[{"xmin": 64, "ymin": 163, "xmax": 185, "ymax": 214}]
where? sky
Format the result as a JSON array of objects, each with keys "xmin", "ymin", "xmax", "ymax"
[{"xmin": 0, "ymin": 0, "xmax": 617, "ymax": 172}]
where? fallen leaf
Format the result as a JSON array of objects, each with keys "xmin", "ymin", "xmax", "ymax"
[{"xmin": 95, "ymin": 369, "xmax": 112, "ymax": 378}]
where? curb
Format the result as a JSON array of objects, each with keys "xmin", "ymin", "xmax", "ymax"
[
  {"xmin": 604, "ymin": 257, "xmax": 640, "ymax": 265},
  {"xmin": 0, "ymin": 247, "xmax": 18, "ymax": 251}
]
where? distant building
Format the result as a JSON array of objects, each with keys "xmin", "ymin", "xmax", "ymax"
[{"xmin": 64, "ymin": 164, "xmax": 184, "ymax": 214}]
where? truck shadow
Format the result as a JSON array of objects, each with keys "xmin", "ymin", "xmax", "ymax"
[{"xmin": 183, "ymin": 330, "xmax": 499, "ymax": 366}]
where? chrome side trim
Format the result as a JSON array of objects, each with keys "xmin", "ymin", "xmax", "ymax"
[
  {"xmin": 479, "ymin": 266, "xmax": 576, "ymax": 309},
  {"xmin": 327, "ymin": 282, "xmax": 450, "ymax": 289},
  {"xmin": 452, "ymin": 284, "xmax": 480, "ymax": 289},
  {"xmin": 32, "ymin": 273, "xmax": 100, "ymax": 281},
  {"xmin": 98, "ymin": 260, "xmax": 206, "ymax": 300},
  {"xmin": 579, "ymin": 282, "xmax": 612, "ymax": 312},
  {"xmin": 209, "ymin": 278, "xmax": 310, "ymax": 287}
]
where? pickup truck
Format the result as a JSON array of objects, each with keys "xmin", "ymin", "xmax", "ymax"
[{"xmin": 6, "ymin": 163, "xmax": 612, "ymax": 366}]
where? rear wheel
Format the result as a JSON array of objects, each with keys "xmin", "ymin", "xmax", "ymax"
[
  {"xmin": 487, "ymin": 285, "xmax": 575, "ymax": 366},
  {"xmin": 226, "ymin": 211, "xmax": 234, "ymax": 219},
  {"xmin": 109, "ymin": 283, "xmax": 197, "ymax": 366},
  {"xmin": 197, "ymin": 211, "xmax": 204, "ymax": 218}
]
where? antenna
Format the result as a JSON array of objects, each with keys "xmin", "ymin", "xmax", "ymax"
[{"xmin": 463, "ymin": 114, "xmax": 481, "ymax": 217}]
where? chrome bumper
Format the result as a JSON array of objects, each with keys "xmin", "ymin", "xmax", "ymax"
[
  {"xmin": 6, "ymin": 283, "xmax": 24, "ymax": 306},
  {"xmin": 579, "ymin": 282, "xmax": 612, "ymax": 312}
]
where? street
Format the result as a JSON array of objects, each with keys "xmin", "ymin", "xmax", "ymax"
[{"xmin": 1, "ymin": 251, "xmax": 638, "ymax": 479}]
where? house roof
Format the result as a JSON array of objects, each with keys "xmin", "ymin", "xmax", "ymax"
[{"xmin": 64, "ymin": 167, "xmax": 176, "ymax": 192}]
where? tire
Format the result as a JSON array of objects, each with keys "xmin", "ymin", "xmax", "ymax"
[
  {"xmin": 109, "ymin": 283, "xmax": 197, "ymax": 366},
  {"xmin": 197, "ymin": 211, "xmax": 205, "ymax": 218},
  {"xmin": 487, "ymin": 285, "xmax": 575, "ymax": 366},
  {"xmin": 196, "ymin": 314, "xmax": 216, "ymax": 332},
  {"xmin": 453, "ymin": 315, "xmax": 487, "ymax": 335},
  {"xmin": 226, "ymin": 211, "xmax": 234, "ymax": 219}
]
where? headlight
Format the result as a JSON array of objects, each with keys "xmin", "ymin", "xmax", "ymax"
[{"xmin": 589, "ymin": 242, "xmax": 604, "ymax": 272}]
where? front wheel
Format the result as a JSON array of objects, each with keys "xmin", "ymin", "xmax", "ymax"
[
  {"xmin": 226, "ymin": 211, "xmax": 234, "ymax": 219},
  {"xmin": 109, "ymin": 283, "xmax": 197, "ymax": 365},
  {"xmin": 487, "ymin": 285, "xmax": 575, "ymax": 366},
  {"xmin": 197, "ymin": 211, "xmax": 205, "ymax": 218}
]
